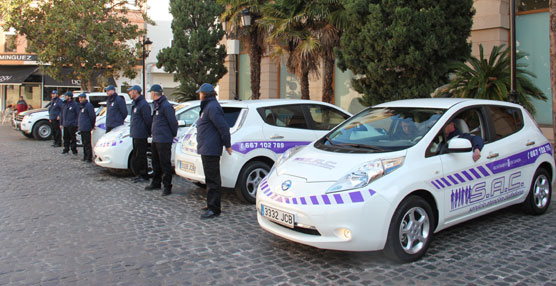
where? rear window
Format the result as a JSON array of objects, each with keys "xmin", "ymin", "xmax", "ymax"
[
  {"xmin": 488, "ymin": 106, "xmax": 524, "ymax": 140},
  {"xmin": 88, "ymin": 96, "xmax": 109, "ymax": 108},
  {"xmin": 223, "ymin": 107, "xmax": 242, "ymax": 127},
  {"xmin": 257, "ymin": 105, "xmax": 308, "ymax": 129}
]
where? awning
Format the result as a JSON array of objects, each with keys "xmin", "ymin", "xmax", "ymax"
[
  {"xmin": 43, "ymin": 68, "xmax": 116, "ymax": 88},
  {"xmin": 0, "ymin": 65, "xmax": 39, "ymax": 84}
]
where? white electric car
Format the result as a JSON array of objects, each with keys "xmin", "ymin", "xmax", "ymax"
[
  {"xmin": 175, "ymin": 99, "xmax": 351, "ymax": 203},
  {"xmin": 94, "ymin": 101, "xmax": 200, "ymax": 174},
  {"xmin": 257, "ymin": 98, "xmax": 554, "ymax": 263}
]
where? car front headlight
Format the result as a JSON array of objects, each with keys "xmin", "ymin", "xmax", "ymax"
[{"xmin": 326, "ymin": 157, "xmax": 404, "ymax": 194}]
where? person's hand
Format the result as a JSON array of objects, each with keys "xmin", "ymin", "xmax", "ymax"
[
  {"xmin": 472, "ymin": 148, "xmax": 481, "ymax": 162},
  {"xmin": 226, "ymin": 147, "xmax": 232, "ymax": 155}
]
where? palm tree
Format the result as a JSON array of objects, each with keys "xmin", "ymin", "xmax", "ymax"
[
  {"xmin": 260, "ymin": 0, "xmax": 323, "ymax": 100},
  {"xmin": 442, "ymin": 44, "xmax": 546, "ymax": 114},
  {"xmin": 218, "ymin": 0, "xmax": 267, "ymax": 100}
]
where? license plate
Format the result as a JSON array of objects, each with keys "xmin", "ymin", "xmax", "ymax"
[
  {"xmin": 179, "ymin": 160, "xmax": 196, "ymax": 173},
  {"xmin": 261, "ymin": 205, "xmax": 295, "ymax": 228}
]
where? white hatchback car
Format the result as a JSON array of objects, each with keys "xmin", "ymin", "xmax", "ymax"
[
  {"xmin": 175, "ymin": 99, "xmax": 351, "ymax": 203},
  {"xmin": 257, "ymin": 98, "xmax": 554, "ymax": 262},
  {"xmin": 94, "ymin": 101, "xmax": 201, "ymax": 174}
]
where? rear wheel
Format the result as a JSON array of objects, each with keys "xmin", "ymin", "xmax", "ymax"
[
  {"xmin": 522, "ymin": 168, "xmax": 551, "ymax": 215},
  {"xmin": 384, "ymin": 195, "xmax": 435, "ymax": 263},
  {"xmin": 235, "ymin": 161, "xmax": 270, "ymax": 204}
]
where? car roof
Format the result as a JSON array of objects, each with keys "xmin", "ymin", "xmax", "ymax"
[{"xmin": 375, "ymin": 98, "xmax": 521, "ymax": 109}]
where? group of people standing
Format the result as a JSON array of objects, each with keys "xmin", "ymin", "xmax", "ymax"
[{"xmin": 46, "ymin": 83, "xmax": 230, "ymax": 219}]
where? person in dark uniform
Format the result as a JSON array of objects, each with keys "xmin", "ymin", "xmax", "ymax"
[
  {"xmin": 145, "ymin": 84, "xmax": 177, "ymax": 196},
  {"xmin": 60, "ymin": 91, "xmax": 79, "ymax": 155},
  {"xmin": 128, "ymin": 85, "xmax": 152, "ymax": 183},
  {"xmin": 196, "ymin": 83, "xmax": 232, "ymax": 219},
  {"xmin": 78, "ymin": 93, "xmax": 96, "ymax": 162},
  {"xmin": 105, "ymin": 85, "xmax": 127, "ymax": 133},
  {"xmin": 48, "ymin": 90, "xmax": 63, "ymax": 147}
]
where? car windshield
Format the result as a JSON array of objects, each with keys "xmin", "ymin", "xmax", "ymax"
[{"xmin": 318, "ymin": 107, "xmax": 445, "ymax": 153}]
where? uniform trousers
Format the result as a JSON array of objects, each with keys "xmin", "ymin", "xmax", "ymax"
[
  {"xmin": 151, "ymin": 142, "xmax": 172, "ymax": 189},
  {"xmin": 201, "ymin": 155, "xmax": 222, "ymax": 214}
]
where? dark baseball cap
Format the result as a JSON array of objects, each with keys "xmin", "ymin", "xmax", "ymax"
[
  {"xmin": 148, "ymin": 84, "xmax": 163, "ymax": 93},
  {"xmin": 196, "ymin": 83, "xmax": 214, "ymax": 93},
  {"xmin": 127, "ymin": 85, "xmax": 142, "ymax": 93},
  {"xmin": 104, "ymin": 85, "xmax": 116, "ymax": 91}
]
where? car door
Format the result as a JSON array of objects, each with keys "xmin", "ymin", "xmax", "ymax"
[
  {"xmin": 432, "ymin": 107, "xmax": 493, "ymax": 223},
  {"xmin": 303, "ymin": 104, "xmax": 351, "ymax": 137},
  {"xmin": 259, "ymin": 104, "xmax": 319, "ymax": 154}
]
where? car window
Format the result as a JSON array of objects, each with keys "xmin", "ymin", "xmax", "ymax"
[
  {"xmin": 258, "ymin": 105, "xmax": 308, "ymax": 129},
  {"xmin": 223, "ymin": 107, "xmax": 242, "ymax": 127},
  {"xmin": 97, "ymin": 106, "xmax": 106, "ymax": 117},
  {"xmin": 319, "ymin": 107, "xmax": 444, "ymax": 153},
  {"xmin": 425, "ymin": 107, "xmax": 485, "ymax": 157},
  {"xmin": 177, "ymin": 106, "xmax": 200, "ymax": 127},
  {"xmin": 488, "ymin": 106, "xmax": 523, "ymax": 140},
  {"xmin": 88, "ymin": 95, "xmax": 108, "ymax": 108},
  {"xmin": 306, "ymin": 105, "xmax": 350, "ymax": 130}
]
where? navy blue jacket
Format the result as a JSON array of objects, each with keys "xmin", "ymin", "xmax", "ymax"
[
  {"xmin": 48, "ymin": 97, "xmax": 63, "ymax": 120},
  {"xmin": 106, "ymin": 93, "xmax": 128, "ymax": 129},
  {"xmin": 61, "ymin": 100, "xmax": 79, "ymax": 127},
  {"xmin": 151, "ymin": 95, "xmax": 178, "ymax": 143},
  {"xmin": 78, "ymin": 100, "xmax": 96, "ymax": 132},
  {"xmin": 448, "ymin": 130, "xmax": 484, "ymax": 151},
  {"xmin": 196, "ymin": 96, "xmax": 231, "ymax": 156},
  {"xmin": 130, "ymin": 95, "xmax": 152, "ymax": 139}
]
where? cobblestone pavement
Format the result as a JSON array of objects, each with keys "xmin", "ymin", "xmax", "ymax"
[{"xmin": 0, "ymin": 125, "xmax": 555, "ymax": 286}]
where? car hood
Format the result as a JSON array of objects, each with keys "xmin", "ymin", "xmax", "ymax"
[
  {"xmin": 22, "ymin": 108, "xmax": 48, "ymax": 116},
  {"xmin": 96, "ymin": 124, "xmax": 129, "ymax": 146},
  {"xmin": 275, "ymin": 144, "xmax": 407, "ymax": 183}
]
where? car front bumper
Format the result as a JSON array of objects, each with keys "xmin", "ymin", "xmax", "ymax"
[{"xmin": 93, "ymin": 138, "xmax": 132, "ymax": 170}]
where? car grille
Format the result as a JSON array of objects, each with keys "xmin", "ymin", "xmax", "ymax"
[
  {"xmin": 271, "ymin": 221, "xmax": 321, "ymax": 236},
  {"xmin": 15, "ymin": 114, "xmax": 24, "ymax": 121}
]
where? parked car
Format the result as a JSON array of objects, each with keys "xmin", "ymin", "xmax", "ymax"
[
  {"xmin": 256, "ymin": 98, "xmax": 554, "ymax": 263},
  {"xmin": 175, "ymin": 99, "xmax": 351, "ymax": 203},
  {"xmin": 93, "ymin": 100, "xmax": 195, "ymax": 175}
]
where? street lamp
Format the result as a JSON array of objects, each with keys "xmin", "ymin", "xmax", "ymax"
[
  {"xmin": 509, "ymin": 0, "xmax": 517, "ymax": 103},
  {"xmin": 142, "ymin": 37, "xmax": 153, "ymax": 91}
]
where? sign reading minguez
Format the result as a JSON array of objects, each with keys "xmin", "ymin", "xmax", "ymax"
[{"xmin": 0, "ymin": 54, "xmax": 38, "ymax": 61}]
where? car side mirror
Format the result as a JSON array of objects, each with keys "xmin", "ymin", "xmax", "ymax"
[
  {"xmin": 447, "ymin": 138, "xmax": 472, "ymax": 153},
  {"xmin": 178, "ymin": 120, "xmax": 187, "ymax": 127}
]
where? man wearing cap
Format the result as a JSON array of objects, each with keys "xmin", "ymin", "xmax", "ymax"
[
  {"xmin": 145, "ymin": 84, "xmax": 178, "ymax": 196},
  {"xmin": 60, "ymin": 91, "xmax": 79, "ymax": 155},
  {"xmin": 128, "ymin": 85, "xmax": 152, "ymax": 183},
  {"xmin": 196, "ymin": 83, "xmax": 232, "ymax": 219},
  {"xmin": 48, "ymin": 90, "xmax": 63, "ymax": 147},
  {"xmin": 78, "ymin": 93, "xmax": 96, "ymax": 162},
  {"xmin": 105, "ymin": 85, "xmax": 128, "ymax": 133}
]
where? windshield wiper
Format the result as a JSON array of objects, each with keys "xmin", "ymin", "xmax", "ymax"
[
  {"xmin": 335, "ymin": 142, "xmax": 385, "ymax": 151},
  {"xmin": 324, "ymin": 135, "xmax": 337, "ymax": 146}
]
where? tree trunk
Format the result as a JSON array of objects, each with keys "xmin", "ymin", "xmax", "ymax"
[
  {"xmin": 300, "ymin": 65, "xmax": 310, "ymax": 100},
  {"xmin": 249, "ymin": 30, "xmax": 262, "ymax": 100},
  {"xmin": 322, "ymin": 54, "xmax": 335, "ymax": 103},
  {"xmin": 551, "ymin": 0, "xmax": 556, "ymax": 143}
]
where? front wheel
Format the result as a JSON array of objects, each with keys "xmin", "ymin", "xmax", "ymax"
[
  {"xmin": 235, "ymin": 161, "xmax": 270, "ymax": 204},
  {"xmin": 383, "ymin": 195, "xmax": 435, "ymax": 263},
  {"xmin": 129, "ymin": 148, "xmax": 153, "ymax": 177},
  {"xmin": 522, "ymin": 168, "xmax": 552, "ymax": 215}
]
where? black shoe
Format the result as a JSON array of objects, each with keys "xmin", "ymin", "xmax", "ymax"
[
  {"xmin": 61, "ymin": 150, "xmax": 69, "ymax": 154},
  {"xmin": 81, "ymin": 158, "xmax": 87, "ymax": 161},
  {"xmin": 133, "ymin": 176, "xmax": 148, "ymax": 183},
  {"xmin": 145, "ymin": 184, "xmax": 161, "ymax": 191},
  {"xmin": 200, "ymin": 210, "xmax": 220, "ymax": 219},
  {"xmin": 201, "ymin": 207, "xmax": 209, "ymax": 211},
  {"xmin": 72, "ymin": 152, "xmax": 78, "ymax": 156},
  {"xmin": 161, "ymin": 189, "xmax": 172, "ymax": 196}
]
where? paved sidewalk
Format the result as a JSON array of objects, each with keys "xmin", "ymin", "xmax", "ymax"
[{"xmin": 0, "ymin": 125, "xmax": 555, "ymax": 286}]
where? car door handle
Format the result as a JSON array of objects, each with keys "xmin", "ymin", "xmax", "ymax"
[
  {"xmin": 526, "ymin": 141, "xmax": 535, "ymax": 146},
  {"xmin": 270, "ymin": 135, "xmax": 284, "ymax": 139},
  {"xmin": 487, "ymin": 153, "xmax": 499, "ymax": 159}
]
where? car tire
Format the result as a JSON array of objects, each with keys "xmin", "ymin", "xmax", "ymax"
[
  {"xmin": 128, "ymin": 148, "xmax": 153, "ymax": 178},
  {"xmin": 235, "ymin": 161, "xmax": 270, "ymax": 204},
  {"xmin": 383, "ymin": 195, "xmax": 435, "ymax": 263},
  {"xmin": 32, "ymin": 121, "xmax": 52, "ymax": 140},
  {"xmin": 522, "ymin": 168, "xmax": 551, "ymax": 215},
  {"xmin": 22, "ymin": 131, "xmax": 33, "ymax": 138}
]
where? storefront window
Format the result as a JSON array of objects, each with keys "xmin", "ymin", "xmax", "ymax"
[
  {"xmin": 517, "ymin": 0, "xmax": 549, "ymax": 12},
  {"xmin": 20, "ymin": 84, "xmax": 41, "ymax": 109},
  {"xmin": 4, "ymin": 34, "xmax": 17, "ymax": 52}
]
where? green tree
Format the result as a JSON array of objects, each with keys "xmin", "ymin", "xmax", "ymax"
[
  {"xmin": 1, "ymin": 0, "xmax": 149, "ymax": 91},
  {"xmin": 261, "ymin": 0, "xmax": 322, "ymax": 100},
  {"xmin": 440, "ymin": 44, "xmax": 546, "ymax": 114},
  {"xmin": 157, "ymin": 0, "xmax": 227, "ymax": 101},
  {"xmin": 336, "ymin": 0, "xmax": 475, "ymax": 106},
  {"xmin": 218, "ymin": 0, "xmax": 267, "ymax": 100}
]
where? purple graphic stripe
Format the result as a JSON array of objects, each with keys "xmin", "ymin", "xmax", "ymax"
[
  {"xmin": 349, "ymin": 191, "xmax": 364, "ymax": 203},
  {"xmin": 431, "ymin": 181, "xmax": 440, "ymax": 189},
  {"xmin": 321, "ymin": 195, "xmax": 331, "ymax": 205},
  {"xmin": 486, "ymin": 143, "xmax": 552, "ymax": 174},
  {"xmin": 231, "ymin": 141, "xmax": 311, "ymax": 154},
  {"xmin": 369, "ymin": 189, "xmax": 376, "ymax": 196},
  {"xmin": 461, "ymin": 170, "xmax": 474, "ymax": 181},
  {"xmin": 469, "ymin": 168, "xmax": 481, "ymax": 179},
  {"xmin": 447, "ymin": 175, "xmax": 459, "ymax": 185},
  {"xmin": 285, "ymin": 198, "xmax": 290, "ymax": 204},
  {"xmin": 477, "ymin": 166, "xmax": 490, "ymax": 177},
  {"xmin": 300, "ymin": 197, "xmax": 307, "ymax": 205},
  {"xmin": 436, "ymin": 180, "xmax": 445, "ymax": 188},
  {"xmin": 334, "ymin": 194, "xmax": 344, "ymax": 204},
  {"xmin": 454, "ymin": 173, "xmax": 466, "ymax": 183},
  {"xmin": 310, "ymin": 196, "xmax": 319, "ymax": 205},
  {"xmin": 441, "ymin": 178, "xmax": 451, "ymax": 187},
  {"xmin": 292, "ymin": 198, "xmax": 298, "ymax": 204}
]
